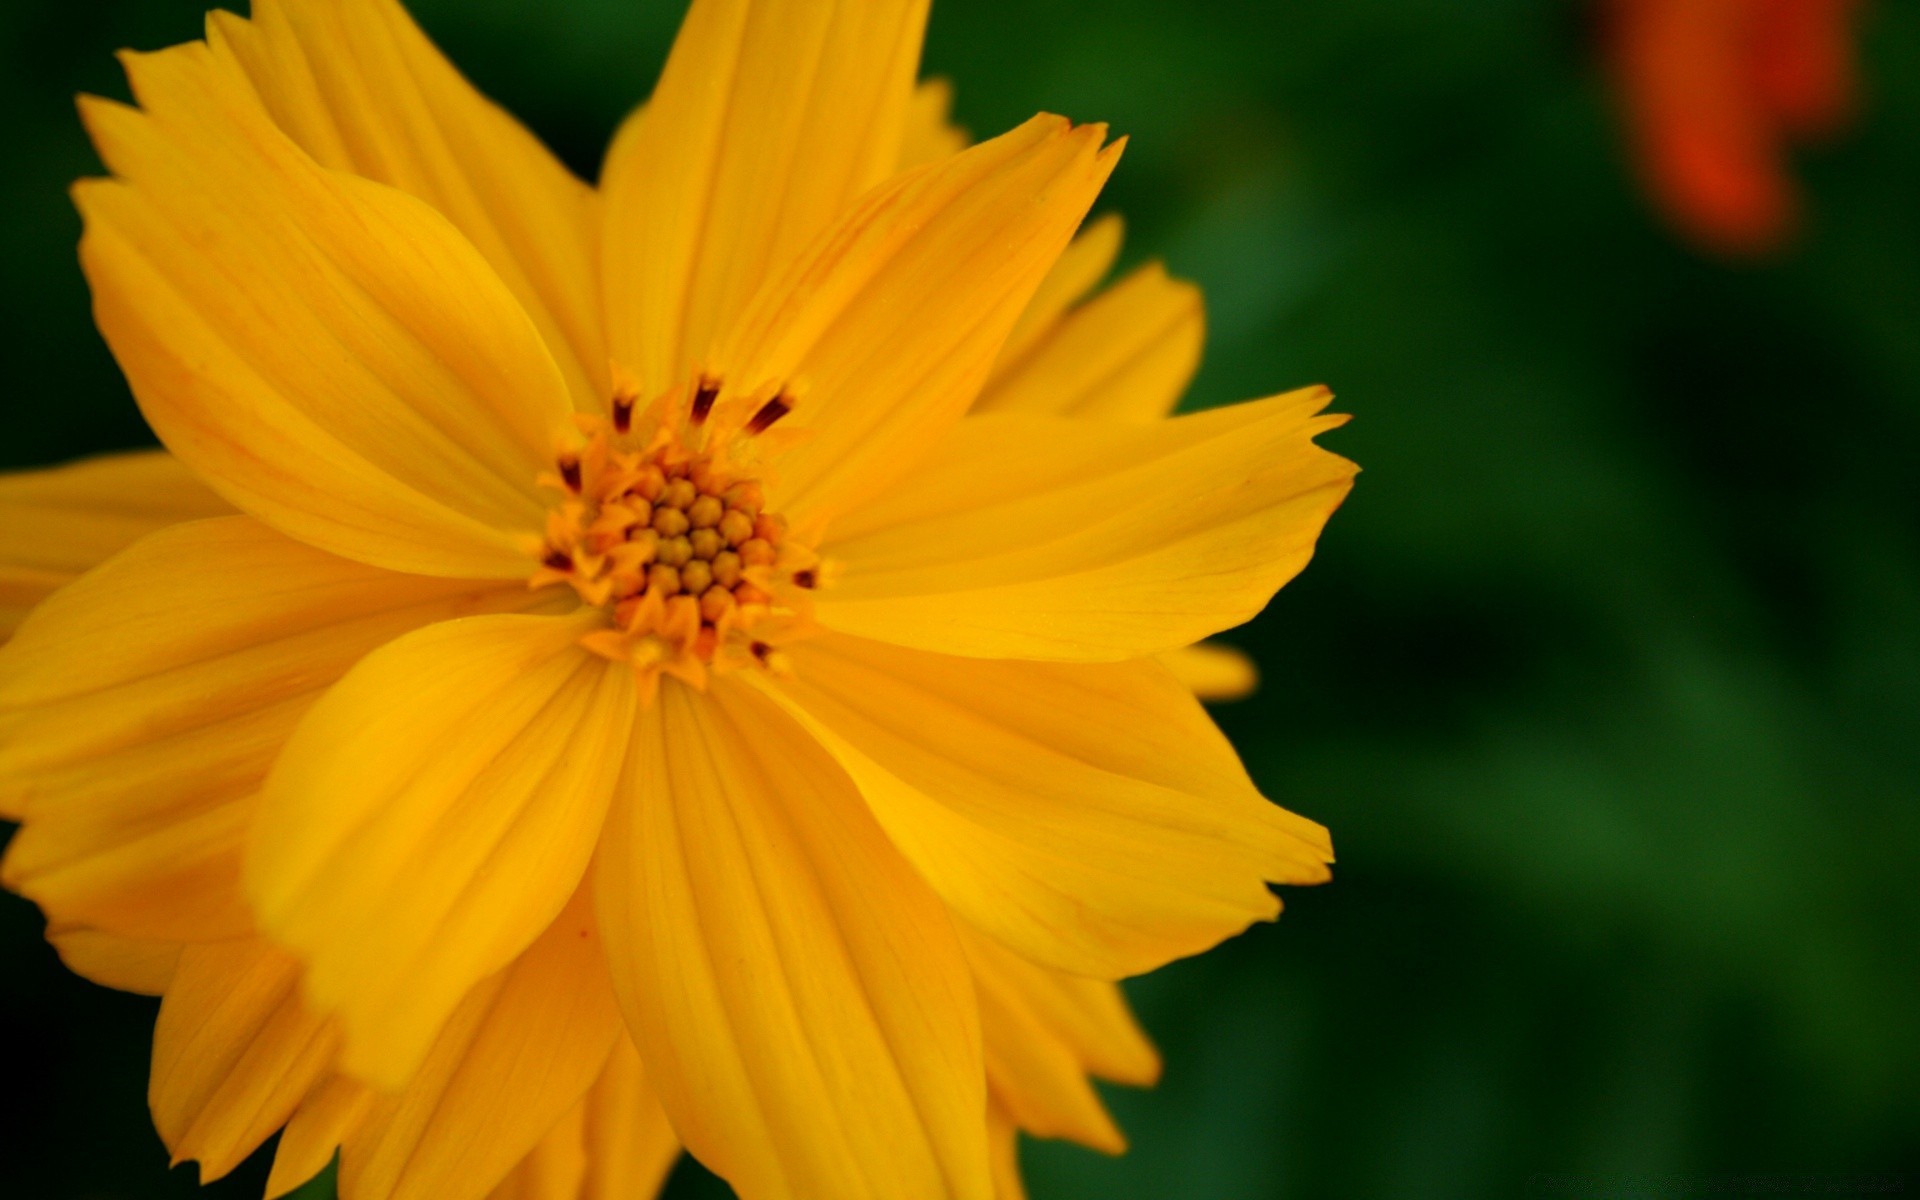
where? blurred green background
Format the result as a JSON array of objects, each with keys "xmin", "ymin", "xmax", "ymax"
[{"xmin": 3, "ymin": 0, "xmax": 1917, "ymax": 1197}]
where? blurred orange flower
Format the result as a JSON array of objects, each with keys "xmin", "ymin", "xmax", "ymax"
[{"xmin": 1607, "ymin": 0, "xmax": 1861, "ymax": 254}]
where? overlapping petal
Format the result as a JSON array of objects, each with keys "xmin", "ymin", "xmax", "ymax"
[
  {"xmin": 487, "ymin": 1038, "xmax": 682, "ymax": 1200},
  {"xmin": 710, "ymin": 115, "xmax": 1120, "ymax": 523},
  {"xmin": 77, "ymin": 38, "xmax": 572, "ymax": 576},
  {"xmin": 1159, "ymin": 642, "xmax": 1259, "ymax": 701},
  {"xmin": 595, "ymin": 678, "xmax": 990, "ymax": 1200},
  {"xmin": 210, "ymin": 0, "xmax": 605, "ymax": 409},
  {"xmin": 335, "ymin": 885, "xmax": 625, "ymax": 1200},
  {"xmin": 46, "ymin": 925, "xmax": 180, "ymax": 995},
  {"xmin": 766, "ymin": 634, "xmax": 1332, "ymax": 979},
  {"xmin": 151, "ymin": 938, "xmax": 338, "ymax": 1183},
  {"xmin": 814, "ymin": 388, "xmax": 1354, "ymax": 661},
  {"xmin": 0, "ymin": 450, "xmax": 227, "ymax": 639},
  {"xmin": 248, "ymin": 613, "xmax": 633, "ymax": 1088},
  {"xmin": 601, "ymin": 0, "xmax": 930, "ymax": 396},
  {"xmin": 0, "ymin": 517, "xmax": 534, "ymax": 938},
  {"xmin": 973, "ymin": 262, "xmax": 1202, "ymax": 421}
]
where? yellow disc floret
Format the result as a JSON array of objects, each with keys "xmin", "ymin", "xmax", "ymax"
[{"xmin": 529, "ymin": 391, "xmax": 819, "ymax": 701}]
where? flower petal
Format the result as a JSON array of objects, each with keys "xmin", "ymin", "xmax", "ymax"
[
  {"xmin": 595, "ymin": 678, "xmax": 990, "ymax": 1200},
  {"xmin": 898, "ymin": 78, "xmax": 969, "ymax": 170},
  {"xmin": 45, "ymin": 925, "xmax": 180, "ymax": 995},
  {"xmin": 712, "ymin": 116, "xmax": 1119, "ymax": 523},
  {"xmin": 77, "ymin": 37, "xmax": 572, "ymax": 576},
  {"xmin": 990, "ymin": 212, "xmax": 1124, "ymax": 377},
  {"xmin": 765, "ymin": 634, "xmax": 1333, "ymax": 979},
  {"xmin": 248, "ymin": 613, "xmax": 633, "ymax": 1089},
  {"xmin": 988, "ymin": 1105, "xmax": 1028, "ymax": 1200},
  {"xmin": 150, "ymin": 938, "xmax": 338, "ymax": 1183},
  {"xmin": 814, "ymin": 388, "xmax": 1355, "ymax": 661},
  {"xmin": 0, "ymin": 450, "xmax": 228, "ymax": 640},
  {"xmin": 0, "ymin": 517, "xmax": 533, "ymax": 939},
  {"xmin": 339, "ymin": 885, "xmax": 625, "ymax": 1200},
  {"xmin": 973, "ymin": 262, "xmax": 1203, "ymax": 422},
  {"xmin": 963, "ymin": 927, "xmax": 1160, "ymax": 1089},
  {"xmin": 268, "ymin": 1077, "xmax": 374, "ymax": 1200},
  {"xmin": 580, "ymin": 1038, "xmax": 683, "ymax": 1200},
  {"xmin": 1158, "ymin": 641, "xmax": 1259, "ymax": 702},
  {"xmin": 489, "ymin": 1037, "xmax": 682, "ymax": 1200},
  {"xmin": 601, "ymin": 0, "xmax": 931, "ymax": 396},
  {"xmin": 209, "ymin": 0, "xmax": 606, "ymax": 409}
]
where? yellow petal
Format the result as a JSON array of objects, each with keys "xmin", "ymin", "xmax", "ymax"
[
  {"xmin": 77, "ymin": 37, "xmax": 572, "ymax": 577},
  {"xmin": 815, "ymin": 389, "xmax": 1355, "ymax": 661},
  {"xmin": 0, "ymin": 518, "xmax": 533, "ymax": 942},
  {"xmin": 581, "ymin": 1038, "xmax": 682, "ymax": 1200},
  {"xmin": 45, "ymin": 925, "xmax": 180, "ymax": 995},
  {"xmin": 963, "ymin": 927, "xmax": 1159, "ymax": 1089},
  {"xmin": 712, "ymin": 115, "xmax": 1120, "ymax": 523},
  {"xmin": 988, "ymin": 1105, "xmax": 1027, "ymax": 1200},
  {"xmin": 595, "ymin": 678, "xmax": 990, "ymax": 1200},
  {"xmin": 209, "ymin": 0, "xmax": 605, "ymax": 410},
  {"xmin": 991, "ymin": 212, "xmax": 1124, "ymax": 375},
  {"xmin": 898, "ymin": 78, "xmax": 968, "ymax": 170},
  {"xmin": 268, "ymin": 1076, "xmax": 374, "ymax": 1200},
  {"xmin": 1158, "ymin": 641, "xmax": 1259, "ymax": 701},
  {"xmin": 340, "ymin": 885, "xmax": 625, "ymax": 1200},
  {"xmin": 488, "ymin": 1101, "xmax": 587, "ymax": 1200},
  {"xmin": 974, "ymin": 263, "xmax": 1202, "ymax": 422},
  {"xmin": 601, "ymin": 0, "xmax": 931, "ymax": 397},
  {"xmin": 765, "ymin": 634, "xmax": 1333, "ymax": 979},
  {"xmin": 248, "ymin": 613, "xmax": 633, "ymax": 1089},
  {"xmin": 150, "ymin": 938, "xmax": 337, "ymax": 1183},
  {"xmin": 0, "ymin": 450, "xmax": 227, "ymax": 640}
]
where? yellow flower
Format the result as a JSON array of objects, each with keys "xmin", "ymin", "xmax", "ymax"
[{"xmin": 0, "ymin": 1, "xmax": 1353, "ymax": 1198}]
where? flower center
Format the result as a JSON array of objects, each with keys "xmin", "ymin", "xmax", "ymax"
[{"xmin": 529, "ymin": 385, "xmax": 819, "ymax": 699}]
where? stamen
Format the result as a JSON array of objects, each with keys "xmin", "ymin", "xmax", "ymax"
[
  {"xmin": 612, "ymin": 392, "xmax": 635, "ymax": 434},
  {"xmin": 745, "ymin": 395, "xmax": 792, "ymax": 435},
  {"xmin": 691, "ymin": 378, "xmax": 720, "ymax": 426},
  {"xmin": 530, "ymin": 410, "xmax": 820, "ymax": 697}
]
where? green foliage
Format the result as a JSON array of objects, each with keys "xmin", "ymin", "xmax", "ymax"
[{"xmin": 0, "ymin": 1, "xmax": 1914, "ymax": 1197}]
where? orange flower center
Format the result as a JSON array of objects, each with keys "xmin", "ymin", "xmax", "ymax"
[{"xmin": 529, "ymin": 383, "xmax": 819, "ymax": 699}]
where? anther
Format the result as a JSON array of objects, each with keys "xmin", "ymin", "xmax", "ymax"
[
  {"xmin": 612, "ymin": 392, "xmax": 635, "ymax": 434},
  {"xmin": 792, "ymin": 569, "xmax": 817, "ymax": 589},
  {"xmin": 691, "ymin": 379, "xmax": 720, "ymax": 426},
  {"xmin": 745, "ymin": 395, "xmax": 792, "ymax": 435},
  {"xmin": 558, "ymin": 455, "xmax": 582, "ymax": 492},
  {"xmin": 543, "ymin": 549, "xmax": 574, "ymax": 572}
]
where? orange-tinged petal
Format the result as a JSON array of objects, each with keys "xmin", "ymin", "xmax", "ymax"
[
  {"xmin": 268, "ymin": 1076, "xmax": 374, "ymax": 1200},
  {"xmin": 601, "ymin": 0, "xmax": 930, "ymax": 397},
  {"xmin": 77, "ymin": 37, "xmax": 572, "ymax": 576},
  {"xmin": 595, "ymin": 678, "xmax": 990, "ymax": 1200},
  {"xmin": 898, "ymin": 77, "xmax": 968, "ymax": 170},
  {"xmin": 580, "ymin": 1038, "xmax": 682, "ymax": 1200},
  {"xmin": 489, "ymin": 1036, "xmax": 682, "ymax": 1200},
  {"xmin": 711, "ymin": 116, "xmax": 1120, "ymax": 523},
  {"xmin": 339, "ymin": 885, "xmax": 625, "ymax": 1200},
  {"xmin": 988, "ymin": 1105, "xmax": 1027, "ymax": 1200},
  {"xmin": 488, "ymin": 1101, "xmax": 588, "ymax": 1200},
  {"xmin": 248, "ymin": 613, "xmax": 633, "ymax": 1089},
  {"xmin": 963, "ymin": 928, "xmax": 1160, "ymax": 1090},
  {"xmin": 0, "ymin": 518, "xmax": 534, "ymax": 939},
  {"xmin": 1159, "ymin": 641, "xmax": 1259, "ymax": 702},
  {"xmin": 0, "ymin": 450, "xmax": 228, "ymax": 640},
  {"xmin": 990, "ymin": 212, "xmax": 1124, "ymax": 378},
  {"xmin": 46, "ymin": 925, "xmax": 180, "ymax": 995},
  {"xmin": 210, "ymin": 0, "xmax": 606, "ymax": 409},
  {"xmin": 767, "ymin": 634, "xmax": 1332, "ymax": 979},
  {"xmin": 973, "ymin": 262, "xmax": 1203, "ymax": 422},
  {"xmin": 815, "ymin": 390, "xmax": 1354, "ymax": 661},
  {"xmin": 150, "ymin": 938, "xmax": 337, "ymax": 1184}
]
